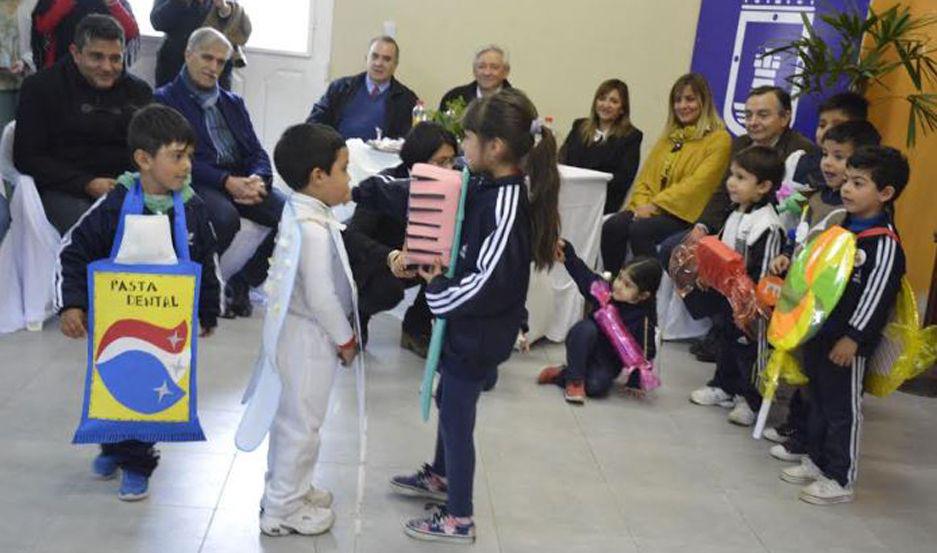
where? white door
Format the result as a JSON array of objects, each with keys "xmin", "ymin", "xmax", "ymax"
[{"xmin": 128, "ymin": 0, "xmax": 334, "ymax": 154}]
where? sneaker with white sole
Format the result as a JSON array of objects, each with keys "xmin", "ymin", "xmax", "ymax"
[
  {"xmin": 689, "ymin": 386, "xmax": 732, "ymax": 406},
  {"xmin": 780, "ymin": 456, "xmax": 823, "ymax": 485},
  {"xmin": 260, "ymin": 505, "xmax": 335, "ymax": 536},
  {"xmin": 728, "ymin": 398, "xmax": 755, "ymax": 426},
  {"xmin": 117, "ymin": 470, "xmax": 149, "ymax": 501},
  {"xmin": 404, "ymin": 505, "xmax": 475, "ymax": 544},
  {"xmin": 799, "ymin": 475, "xmax": 854, "ymax": 505},
  {"xmin": 390, "ymin": 464, "xmax": 448, "ymax": 502},
  {"xmin": 770, "ymin": 443, "xmax": 805, "ymax": 462},
  {"xmin": 304, "ymin": 486, "xmax": 333, "ymax": 509},
  {"xmin": 763, "ymin": 424, "xmax": 794, "ymax": 444}
]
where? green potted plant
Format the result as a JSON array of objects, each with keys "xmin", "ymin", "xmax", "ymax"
[{"xmin": 766, "ymin": 3, "xmax": 937, "ymax": 146}]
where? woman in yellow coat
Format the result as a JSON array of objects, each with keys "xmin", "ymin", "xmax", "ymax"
[{"xmin": 601, "ymin": 73, "xmax": 731, "ymax": 274}]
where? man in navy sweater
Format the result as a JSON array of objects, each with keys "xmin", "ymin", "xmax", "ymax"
[
  {"xmin": 306, "ymin": 36, "xmax": 418, "ymax": 140},
  {"xmin": 155, "ymin": 27, "xmax": 282, "ymax": 317}
]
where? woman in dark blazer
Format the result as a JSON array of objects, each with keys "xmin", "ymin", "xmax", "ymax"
[{"xmin": 560, "ymin": 78, "xmax": 642, "ymax": 214}]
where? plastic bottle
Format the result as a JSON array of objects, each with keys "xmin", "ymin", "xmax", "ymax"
[{"xmin": 412, "ymin": 100, "xmax": 426, "ymax": 127}]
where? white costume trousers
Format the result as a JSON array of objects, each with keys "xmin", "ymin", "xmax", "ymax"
[{"xmin": 261, "ymin": 313, "xmax": 337, "ymax": 517}]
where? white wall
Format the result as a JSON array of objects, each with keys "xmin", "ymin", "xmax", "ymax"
[{"xmin": 328, "ymin": 0, "xmax": 703, "ymax": 153}]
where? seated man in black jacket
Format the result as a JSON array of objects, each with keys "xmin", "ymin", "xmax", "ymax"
[
  {"xmin": 306, "ymin": 35, "xmax": 417, "ymax": 140},
  {"xmin": 14, "ymin": 14, "xmax": 153, "ymax": 235},
  {"xmin": 439, "ymin": 45, "xmax": 512, "ymax": 111},
  {"xmin": 345, "ymin": 122, "xmax": 457, "ymax": 355}
]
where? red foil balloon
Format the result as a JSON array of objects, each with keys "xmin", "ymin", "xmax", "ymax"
[
  {"xmin": 695, "ymin": 236, "xmax": 760, "ymax": 336},
  {"xmin": 589, "ymin": 281, "xmax": 660, "ymax": 391}
]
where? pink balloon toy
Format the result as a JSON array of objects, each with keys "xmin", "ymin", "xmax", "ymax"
[{"xmin": 590, "ymin": 280, "xmax": 660, "ymax": 391}]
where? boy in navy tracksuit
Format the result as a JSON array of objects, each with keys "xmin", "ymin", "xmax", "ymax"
[
  {"xmin": 765, "ymin": 120, "xmax": 881, "ymax": 461},
  {"xmin": 57, "ymin": 105, "xmax": 221, "ymax": 501},
  {"xmin": 537, "ymin": 242, "xmax": 659, "ymax": 403},
  {"xmin": 781, "ymin": 146, "xmax": 909, "ymax": 505},
  {"xmin": 688, "ymin": 146, "xmax": 785, "ymax": 428}
]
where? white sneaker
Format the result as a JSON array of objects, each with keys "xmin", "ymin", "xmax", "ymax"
[
  {"xmin": 780, "ymin": 457, "xmax": 823, "ymax": 485},
  {"xmin": 763, "ymin": 427, "xmax": 789, "ymax": 444},
  {"xmin": 770, "ymin": 443, "xmax": 804, "ymax": 462},
  {"xmin": 689, "ymin": 386, "xmax": 732, "ymax": 406},
  {"xmin": 727, "ymin": 398, "xmax": 755, "ymax": 426},
  {"xmin": 799, "ymin": 475, "xmax": 854, "ymax": 505},
  {"xmin": 260, "ymin": 505, "xmax": 335, "ymax": 536},
  {"xmin": 304, "ymin": 486, "xmax": 333, "ymax": 509}
]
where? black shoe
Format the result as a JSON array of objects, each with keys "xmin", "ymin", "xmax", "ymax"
[
  {"xmin": 694, "ymin": 347, "xmax": 718, "ymax": 363},
  {"xmin": 223, "ymin": 276, "xmax": 253, "ymax": 318},
  {"xmin": 689, "ymin": 338, "xmax": 705, "ymax": 356},
  {"xmin": 400, "ymin": 330, "xmax": 429, "ymax": 358}
]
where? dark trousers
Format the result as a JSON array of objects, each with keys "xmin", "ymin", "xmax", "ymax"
[
  {"xmin": 357, "ymin": 267, "xmax": 432, "ymax": 338},
  {"xmin": 197, "ymin": 185, "xmax": 286, "ymax": 287},
  {"xmin": 697, "ymin": 295, "xmax": 760, "ymax": 410},
  {"xmin": 555, "ymin": 318, "xmax": 632, "ymax": 397},
  {"xmin": 100, "ymin": 440, "xmax": 159, "ymax": 477},
  {"xmin": 40, "ymin": 190, "xmax": 94, "ymax": 235},
  {"xmin": 431, "ymin": 368, "xmax": 488, "ymax": 517},
  {"xmin": 804, "ymin": 338, "xmax": 865, "ymax": 487},
  {"xmin": 783, "ymin": 388, "xmax": 810, "ymax": 451},
  {"xmin": 601, "ymin": 211, "xmax": 690, "ymax": 275}
]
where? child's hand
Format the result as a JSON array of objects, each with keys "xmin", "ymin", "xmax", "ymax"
[
  {"xmin": 338, "ymin": 341, "xmax": 358, "ymax": 367},
  {"xmin": 769, "ymin": 254, "xmax": 790, "ymax": 276},
  {"xmin": 388, "ymin": 249, "xmax": 416, "ymax": 279},
  {"xmin": 829, "ymin": 336, "xmax": 858, "ymax": 367},
  {"xmin": 554, "ymin": 239, "xmax": 566, "ymax": 263},
  {"xmin": 60, "ymin": 308, "xmax": 87, "ymax": 339},
  {"xmin": 689, "ymin": 223, "xmax": 708, "ymax": 241},
  {"xmin": 418, "ymin": 258, "xmax": 444, "ymax": 283},
  {"xmin": 200, "ymin": 325, "xmax": 215, "ymax": 338}
]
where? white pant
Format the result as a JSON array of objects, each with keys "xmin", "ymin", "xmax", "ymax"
[{"xmin": 261, "ymin": 314, "xmax": 338, "ymax": 517}]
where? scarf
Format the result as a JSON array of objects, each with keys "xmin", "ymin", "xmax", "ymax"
[{"xmin": 117, "ymin": 171, "xmax": 194, "ymax": 214}]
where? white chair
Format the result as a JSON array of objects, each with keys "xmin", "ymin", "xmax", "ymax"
[
  {"xmin": 219, "ymin": 217, "xmax": 270, "ymax": 281},
  {"xmin": 0, "ymin": 121, "xmax": 61, "ymax": 333}
]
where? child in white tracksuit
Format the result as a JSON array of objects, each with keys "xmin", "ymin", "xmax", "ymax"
[{"xmin": 259, "ymin": 123, "xmax": 358, "ymax": 537}]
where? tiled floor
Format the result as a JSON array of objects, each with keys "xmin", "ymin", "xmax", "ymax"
[{"xmin": 1, "ymin": 312, "xmax": 936, "ymax": 553}]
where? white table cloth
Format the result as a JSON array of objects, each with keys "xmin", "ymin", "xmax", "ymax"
[{"xmin": 525, "ymin": 165, "xmax": 610, "ymax": 343}]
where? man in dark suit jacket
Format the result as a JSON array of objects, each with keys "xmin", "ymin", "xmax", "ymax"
[
  {"xmin": 14, "ymin": 14, "xmax": 152, "ymax": 235},
  {"xmin": 307, "ymin": 36, "xmax": 417, "ymax": 140},
  {"xmin": 438, "ymin": 45, "xmax": 512, "ymax": 111},
  {"xmin": 155, "ymin": 27, "xmax": 282, "ymax": 318}
]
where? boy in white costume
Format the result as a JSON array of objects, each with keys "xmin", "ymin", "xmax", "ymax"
[{"xmin": 257, "ymin": 123, "xmax": 358, "ymax": 536}]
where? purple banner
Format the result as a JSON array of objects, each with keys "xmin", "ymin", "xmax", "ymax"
[{"xmin": 690, "ymin": 0, "xmax": 870, "ymax": 138}]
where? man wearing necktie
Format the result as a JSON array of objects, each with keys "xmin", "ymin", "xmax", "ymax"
[{"xmin": 306, "ymin": 36, "xmax": 418, "ymax": 140}]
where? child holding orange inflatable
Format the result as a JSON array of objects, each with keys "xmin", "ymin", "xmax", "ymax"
[
  {"xmin": 779, "ymin": 146, "xmax": 908, "ymax": 505},
  {"xmin": 688, "ymin": 146, "xmax": 785, "ymax": 426}
]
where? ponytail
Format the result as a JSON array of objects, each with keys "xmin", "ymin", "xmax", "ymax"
[
  {"xmin": 463, "ymin": 88, "xmax": 561, "ymax": 271},
  {"xmin": 525, "ymin": 127, "xmax": 561, "ymax": 271}
]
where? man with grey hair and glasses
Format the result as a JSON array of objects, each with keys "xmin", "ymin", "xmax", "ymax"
[
  {"xmin": 438, "ymin": 44, "xmax": 513, "ymax": 111},
  {"xmin": 155, "ymin": 26, "xmax": 281, "ymax": 319}
]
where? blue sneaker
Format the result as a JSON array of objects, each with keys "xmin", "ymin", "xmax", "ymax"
[
  {"xmin": 390, "ymin": 464, "xmax": 448, "ymax": 502},
  {"xmin": 404, "ymin": 505, "xmax": 475, "ymax": 543},
  {"xmin": 118, "ymin": 470, "xmax": 149, "ymax": 501},
  {"xmin": 91, "ymin": 454, "xmax": 118, "ymax": 480}
]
